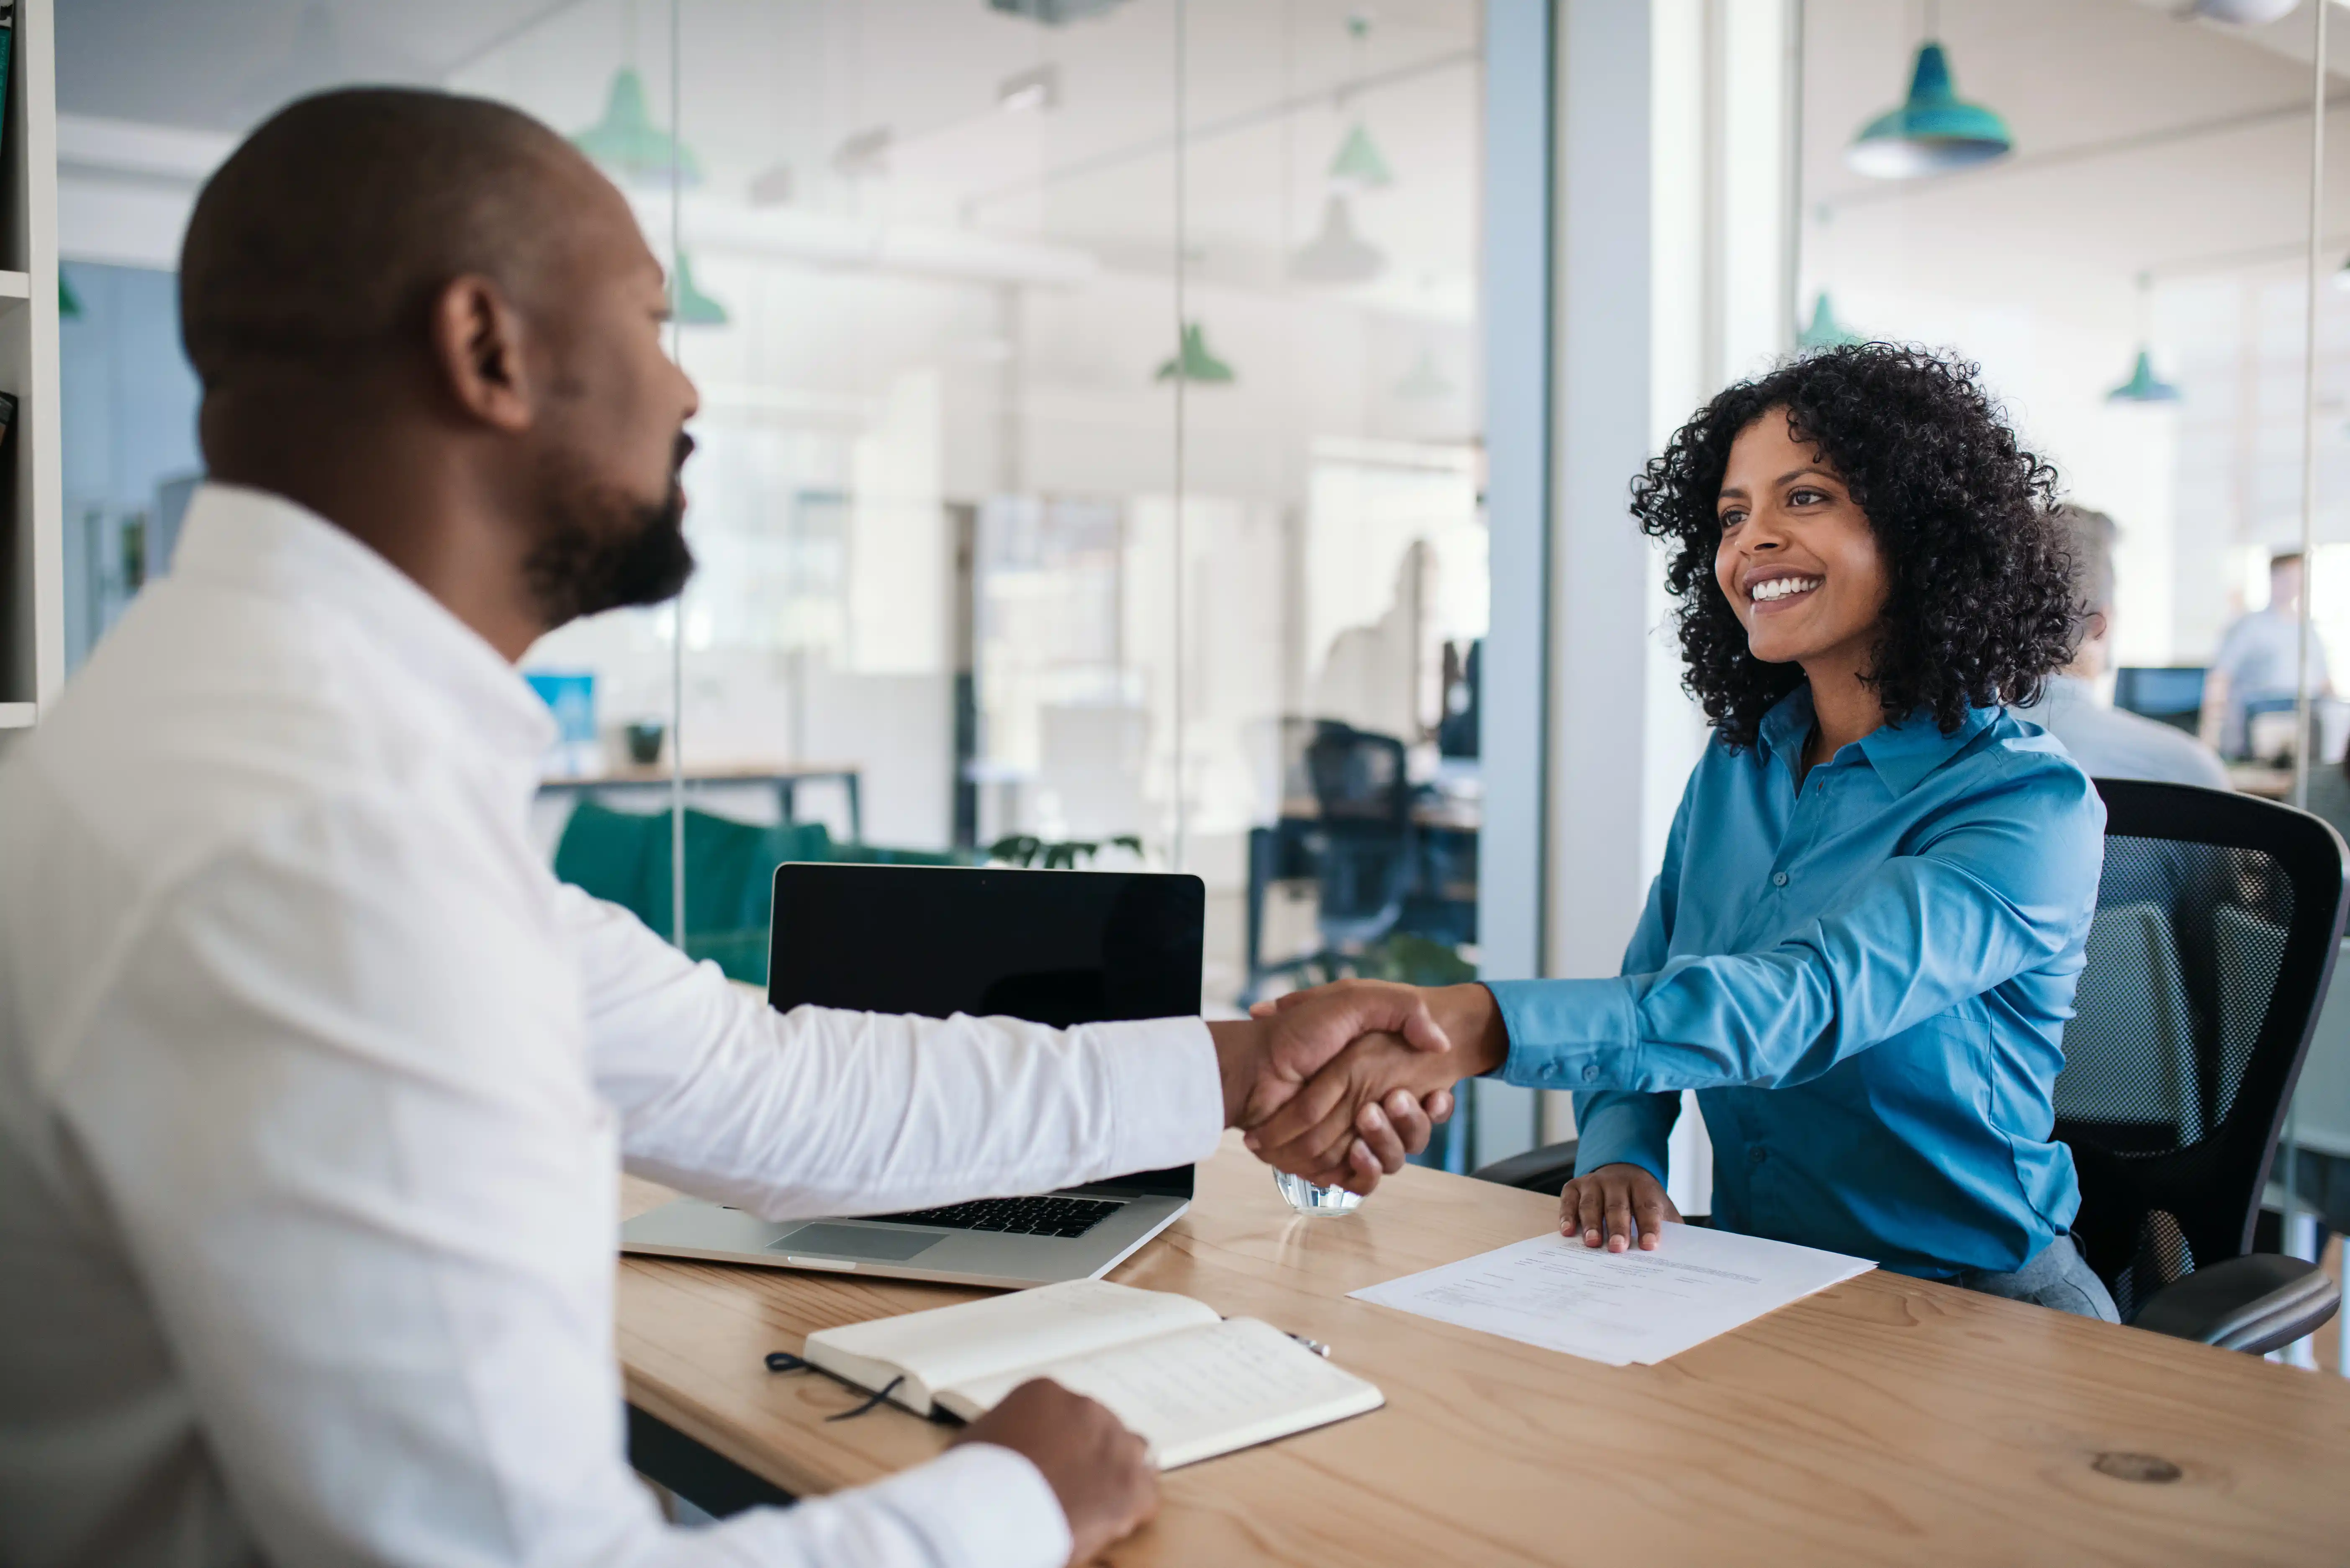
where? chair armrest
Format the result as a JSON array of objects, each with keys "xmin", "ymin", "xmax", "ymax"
[
  {"xmin": 2129, "ymin": 1253, "xmax": 2341, "ymax": 1355},
  {"xmin": 1471, "ymin": 1139, "xmax": 1579, "ymax": 1193}
]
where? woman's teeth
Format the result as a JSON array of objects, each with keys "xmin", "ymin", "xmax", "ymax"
[{"xmin": 1751, "ymin": 576, "xmax": 1822, "ymax": 603}]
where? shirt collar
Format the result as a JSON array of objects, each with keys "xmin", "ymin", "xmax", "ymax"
[
  {"xmin": 1755, "ymin": 683, "xmax": 1997, "ymax": 797},
  {"xmin": 170, "ymin": 481, "xmax": 556, "ymax": 760}
]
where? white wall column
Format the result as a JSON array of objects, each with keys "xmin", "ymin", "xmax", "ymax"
[{"xmin": 1531, "ymin": 3, "xmax": 1795, "ymax": 1195}]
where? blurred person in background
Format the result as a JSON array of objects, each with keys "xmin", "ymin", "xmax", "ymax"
[
  {"xmin": 2020, "ymin": 506, "xmax": 2227, "ymax": 788},
  {"xmin": 2203, "ymin": 550, "xmax": 2330, "ymax": 760}
]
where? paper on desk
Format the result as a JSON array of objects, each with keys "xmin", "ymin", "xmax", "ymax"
[{"xmin": 1348, "ymin": 1223, "xmax": 1873, "ymax": 1366}]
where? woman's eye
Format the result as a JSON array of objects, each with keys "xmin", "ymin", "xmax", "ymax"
[
  {"xmin": 1718, "ymin": 509, "xmax": 1746, "ymax": 529},
  {"xmin": 1788, "ymin": 487, "xmax": 1826, "ymax": 506}
]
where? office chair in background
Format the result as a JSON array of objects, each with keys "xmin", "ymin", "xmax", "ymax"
[
  {"xmin": 1473, "ymin": 778, "xmax": 2348, "ymax": 1356},
  {"xmin": 1243, "ymin": 720, "xmax": 1418, "ymax": 1001}
]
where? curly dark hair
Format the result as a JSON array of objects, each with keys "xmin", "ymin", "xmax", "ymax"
[{"xmin": 1631, "ymin": 343, "xmax": 2080, "ymax": 750}]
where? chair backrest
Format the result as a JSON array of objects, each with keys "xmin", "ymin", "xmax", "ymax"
[
  {"xmin": 2055, "ymin": 779, "xmax": 2349, "ymax": 1319},
  {"xmin": 1302, "ymin": 720, "xmax": 1410, "ymax": 825}
]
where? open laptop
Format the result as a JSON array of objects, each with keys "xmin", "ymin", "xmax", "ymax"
[{"xmin": 619, "ymin": 862, "xmax": 1205, "ymax": 1289}]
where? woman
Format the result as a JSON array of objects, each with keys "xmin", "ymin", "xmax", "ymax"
[{"xmin": 1253, "ymin": 344, "xmax": 2115, "ymax": 1318}]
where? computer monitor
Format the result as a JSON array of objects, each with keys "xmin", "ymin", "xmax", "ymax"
[
  {"xmin": 768, "ymin": 863, "xmax": 1205, "ymax": 1198},
  {"xmin": 2113, "ymin": 666, "xmax": 2207, "ymax": 736}
]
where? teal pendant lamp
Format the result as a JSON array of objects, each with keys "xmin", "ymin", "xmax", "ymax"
[
  {"xmin": 669, "ymin": 252, "xmax": 729, "ymax": 327},
  {"xmin": 2107, "ymin": 274, "xmax": 2178, "ymax": 404},
  {"xmin": 1848, "ymin": 28, "xmax": 2011, "ymax": 180},
  {"xmin": 2106, "ymin": 349, "xmax": 2180, "ymax": 405},
  {"xmin": 1155, "ymin": 323, "xmax": 1235, "ymax": 384},
  {"xmin": 1796, "ymin": 293, "xmax": 1863, "ymax": 351},
  {"xmin": 573, "ymin": 67, "xmax": 701, "ymax": 186},
  {"xmin": 1291, "ymin": 195, "xmax": 1385, "ymax": 284},
  {"xmin": 1328, "ymin": 123, "xmax": 1393, "ymax": 191}
]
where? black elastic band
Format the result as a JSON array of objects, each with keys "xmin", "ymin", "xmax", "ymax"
[
  {"xmin": 825, "ymin": 1376, "xmax": 905, "ymax": 1422},
  {"xmin": 763, "ymin": 1351, "xmax": 905, "ymax": 1422}
]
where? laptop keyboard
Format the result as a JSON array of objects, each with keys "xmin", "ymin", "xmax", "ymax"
[{"xmin": 868, "ymin": 1195, "xmax": 1122, "ymax": 1239}]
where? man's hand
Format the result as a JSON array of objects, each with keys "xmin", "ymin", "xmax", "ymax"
[
  {"xmin": 1241, "ymin": 981, "xmax": 1510, "ymax": 1183},
  {"xmin": 1204, "ymin": 980, "xmax": 1460, "ymax": 1196},
  {"xmin": 1560, "ymin": 1162, "xmax": 1680, "ymax": 1252},
  {"xmin": 951, "ymin": 1378, "xmax": 1155, "ymax": 1566}
]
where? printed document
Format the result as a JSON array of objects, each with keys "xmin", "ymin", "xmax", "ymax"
[{"xmin": 1348, "ymin": 1223, "xmax": 1873, "ymax": 1366}]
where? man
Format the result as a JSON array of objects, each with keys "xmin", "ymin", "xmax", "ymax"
[
  {"xmin": 2203, "ymin": 548, "xmax": 2331, "ymax": 760},
  {"xmin": 0, "ymin": 91, "xmax": 1443, "ymax": 1568},
  {"xmin": 2021, "ymin": 506, "xmax": 2229, "ymax": 787}
]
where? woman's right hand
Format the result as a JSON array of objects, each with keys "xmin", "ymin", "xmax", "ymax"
[{"xmin": 1560, "ymin": 1162, "xmax": 1680, "ymax": 1252}]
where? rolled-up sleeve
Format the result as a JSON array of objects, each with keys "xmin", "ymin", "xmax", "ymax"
[{"xmin": 1491, "ymin": 760, "xmax": 2103, "ymax": 1099}]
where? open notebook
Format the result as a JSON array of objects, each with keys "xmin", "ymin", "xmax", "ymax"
[{"xmin": 801, "ymin": 1279, "xmax": 1383, "ymax": 1469}]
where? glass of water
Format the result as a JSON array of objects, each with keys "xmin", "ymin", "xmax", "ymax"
[{"xmin": 1273, "ymin": 1169, "xmax": 1365, "ymax": 1218}]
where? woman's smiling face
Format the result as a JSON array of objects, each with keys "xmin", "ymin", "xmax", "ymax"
[{"xmin": 1713, "ymin": 407, "xmax": 1890, "ymax": 673}]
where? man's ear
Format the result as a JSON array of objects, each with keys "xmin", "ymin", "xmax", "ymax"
[
  {"xmin": 427, "ymin": 274, "xmax": 534, "ymax": 434},
  {"xmin": 2085, "ymin": 609, "xmax": 2110, "ymax": 644}
]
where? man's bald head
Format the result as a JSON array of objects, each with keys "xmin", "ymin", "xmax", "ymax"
[
  {"xmin": 180, "ymin": 86, "xmax": 702, "ymax": 654},
  {"xmin": 180, "ymin": 87, "xmax": 612, "ymax": 393}
]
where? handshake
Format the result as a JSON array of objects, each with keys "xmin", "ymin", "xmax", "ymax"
[
  {"xmin": 1205, "ymin": 978, "xmax": 1512, "ymax": 1194},
  {"xmin": 952, "ymin": 980, "xmax": 1516, "ymax": 1568}
]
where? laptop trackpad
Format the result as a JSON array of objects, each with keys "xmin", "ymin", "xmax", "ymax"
[{"xmin": 768, "ymin": 1224, "xmax": 944, "ymax": 1263}]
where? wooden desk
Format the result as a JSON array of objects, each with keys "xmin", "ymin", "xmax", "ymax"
[
  {"xmin": 2229, "ymin": 763, "xmax": 2296, "ymax": 801},
  {"xmin": 618, "ymin": 1136, "xmax": 2350, "ymax": 1565}
]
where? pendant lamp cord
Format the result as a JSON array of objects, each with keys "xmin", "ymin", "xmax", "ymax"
[
  {"xmin": 2283, "ymin": 0, "xmax": 2329, "ymax": 1309},
  {"xmin": 668, "ymin": 0, "xmax": 686, "ymax": 949},
  {"xmin": 2295, "ymin": 0, "xmax": 2324, "ymax": 819}
]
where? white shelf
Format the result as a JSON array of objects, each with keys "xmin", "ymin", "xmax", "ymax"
[{"xmin": 0, "ymin": 0, "xmax": 59, "ymax": 724}]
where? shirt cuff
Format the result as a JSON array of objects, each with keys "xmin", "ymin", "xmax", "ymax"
[
  {"xmin": 1085, "ymin": 1016, "xmax": 1225, "ymax": 1174},
  {"xmin": 1485, "ymin": 978, "xmax": 1644, "ymax": 1092},
  {"xmin": 1569, "ymin": 1091, "xmax": 1679, "ymax": 1186},
  {"xmin": 853, "ymin": 1442, "xmax": 1073, "ymax": 1568}
]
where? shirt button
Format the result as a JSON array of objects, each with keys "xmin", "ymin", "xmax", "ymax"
[
  {"xmin": 1772, "ymin": 871, "xmax": 1789, "ymax": 887},
  {"xmin": 1581, "ymin": 1064, "xmax": 1600, "ymax": 1082},
  {"xmin": 1748, "ymin": 1146, "xmax": 1768, "ymax": 1166}
]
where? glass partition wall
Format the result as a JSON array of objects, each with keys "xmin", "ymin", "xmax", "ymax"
[
  {"xmin": 55, "ymin": 0, "xmax": 1490, "ymax": 1158},
  {"xmin": 474, "ymin": 0, "xmax": 1490, "ymax": 1137},
  {"xmin": 1795, "ymin": 0, "xmax": 2340, "ymax": 1368}
]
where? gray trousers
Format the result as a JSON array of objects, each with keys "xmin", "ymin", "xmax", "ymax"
[{"xmin": 1952, "ymin": 1233, "xmax": 2120, "ymax": 1322}]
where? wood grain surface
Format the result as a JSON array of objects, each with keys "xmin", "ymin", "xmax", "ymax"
[{"xmin": 616, "ymin": 1135, "xmax": 2350, "ymax": 1565}]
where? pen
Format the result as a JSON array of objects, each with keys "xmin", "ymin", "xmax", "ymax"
[{"xmin": 1285, "ymin": 1333, "xmax": 1332, "ymax": 1358}]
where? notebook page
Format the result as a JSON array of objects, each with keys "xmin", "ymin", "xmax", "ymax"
[
  {"xmin": 936, "ymin": 1317, "xmax": 1384, "ymax": 1470},
  {"xmin": 803, "ymin": 1279, "xmax": 1218, "ymax": 1414}
]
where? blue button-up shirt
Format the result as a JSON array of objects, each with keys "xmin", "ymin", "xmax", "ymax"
[{"xmin": 1486, "ymin": 689, "xmax": 2106, "ymax": 1276}]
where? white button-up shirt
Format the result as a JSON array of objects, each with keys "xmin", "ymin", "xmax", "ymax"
[{"xmin": 0, "ymin": 483, "xmax": 1224, "ymax": 1568}]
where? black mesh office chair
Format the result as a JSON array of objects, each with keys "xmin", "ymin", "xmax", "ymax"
[
  {"xmin": 1300, "ymin": 721, "xmax": 1415, "ymax": 952},
  {"xmin": 1244, "ymin": 721, "xmax": 1418, "ymax": 1000},
  {"xmin": 1473, "ymin": 778, "xmax": 2349, "ymax": 1355}
]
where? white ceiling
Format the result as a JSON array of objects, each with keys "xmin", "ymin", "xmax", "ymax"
[
  {"xmin": 1803, "ymin": 0, "xmax": 2350, "ymax": 298},
  {"xmin": 57, "ymin": 0, "xmax": 1482, "ymax": 312}
]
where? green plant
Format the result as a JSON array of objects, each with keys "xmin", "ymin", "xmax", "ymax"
[
  {"xmin": 987, "ymin": 834, "xmax": 1145, "ymax": 870},
  {"xmin": 1347, "ymin": 932, "xmax": 1478, "ymax": 988}
]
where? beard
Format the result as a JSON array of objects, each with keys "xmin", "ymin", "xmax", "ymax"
[{"xmin": 522, "ymin": 431, "xmax": 697, "ymax": 627}]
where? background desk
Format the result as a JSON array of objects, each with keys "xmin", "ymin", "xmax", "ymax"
[
  {"xmin": 618, "ymin": 1136, "xmax": 2350, "ymax": 1565},
  {"xmin": 539, "ymin": 761, "xmax": 862, "ymax": 840}
]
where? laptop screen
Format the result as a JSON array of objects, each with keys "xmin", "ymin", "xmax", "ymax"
[{"xmin": 768, "ymin": 864, "xmax": 1205, "ymax": 1198}]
